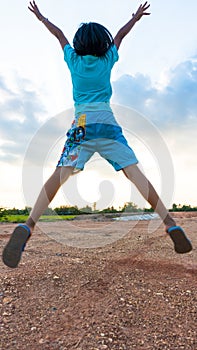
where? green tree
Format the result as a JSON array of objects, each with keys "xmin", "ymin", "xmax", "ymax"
[
  {"xmin": 54, "ymin": 205, "xmax": 80, "ymax": 215},
  {"xmin": 122, "ymin": 202, "xmax": 140, "ymax": 213},
  {"xmin": 100, "ymin": 206, "xmax": 118, "ymax": 213},
  {"xmin": 80, "ymin": 205, "xmax": 92, "ymax": 213},
  {"xmin": 0, "ymin": 208, "xmax": 7, "ymax": 222}
]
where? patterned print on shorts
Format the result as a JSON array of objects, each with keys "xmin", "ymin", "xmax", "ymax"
[{"xmin": 57, "ymin": 114, "xmax": 86, "ymax": 167}]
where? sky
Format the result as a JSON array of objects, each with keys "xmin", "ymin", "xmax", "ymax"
[{"xmin": 0, "ymin": 0, "xmax": 197, "ymax": 211}]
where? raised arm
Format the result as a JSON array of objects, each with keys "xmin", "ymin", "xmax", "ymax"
[
  {"xmin": 28, "ymin": 1, "xmax": 69, "ymax": 50},
  {"xmin": 114, "ymin": 2, "xmax": 150, "ymax": 50}
]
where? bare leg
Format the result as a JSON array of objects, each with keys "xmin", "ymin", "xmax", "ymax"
[
  {"xmin": 26, "ymin": 166, "xmax": 74, "ymax": 232},
  {"xmin": 2, "ymin": 166, "xmax": 75, "ymax": 268},
  {"xmin": 123, "ymin": 164, "xmax": 176, "ymax": 230}
]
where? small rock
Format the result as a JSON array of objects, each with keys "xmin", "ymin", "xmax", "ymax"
[
  {"xmin": 49, "ymin": 307, "xmax": 57, "ymax": 311},
  {"xmin": 53, "ymin": 275, "xmax": 60, "ymax": 280},
  {"xmin": 39, "ymin": 339, "xmax": 45, "ymax": 344},
  {"xmin": 3, "ymin": 297, "xmax": 13, "ymax": 304},
  {"xmin": 2, "ymin": 312, "xmax": 10, "ymax": 316}
]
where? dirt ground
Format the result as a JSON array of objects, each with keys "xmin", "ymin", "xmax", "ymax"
[{"xmin": 0, "ymin": 213, "xmax": 196, "ymax": 350}]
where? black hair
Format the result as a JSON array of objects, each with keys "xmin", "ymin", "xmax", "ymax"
[{"xmin": 73, "ymin": 22, "xmax": 114, "ymax": 57}]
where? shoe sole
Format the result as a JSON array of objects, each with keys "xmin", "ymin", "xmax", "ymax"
[
  {"xmin": 168, "ymin": 227, "xmax": 192, "ymax": 254},
  {"xmin": 2, "ymin": 226, "xmax": 30, "ymax": 268}
]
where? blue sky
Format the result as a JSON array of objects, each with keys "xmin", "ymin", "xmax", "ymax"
[{"xmin": 0, "ymin": 0, "xmax": 197, "ymax": 210}]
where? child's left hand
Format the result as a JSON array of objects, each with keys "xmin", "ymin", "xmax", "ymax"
[
  {"xmin": 28, "ymin": 1, "xmax": 44, "ymax": 21},
  {"xmin": 132, "ymin": 2, "xmax": 151, "ymax": 21}
]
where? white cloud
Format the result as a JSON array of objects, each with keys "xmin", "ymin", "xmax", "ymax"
[
  {"xmin": 0, "ymin": 73, "xmax": 47, "ymax": 164},
  {"xmin": 112, "ymin": 55, "xmax": 197, "ymax": 128}
]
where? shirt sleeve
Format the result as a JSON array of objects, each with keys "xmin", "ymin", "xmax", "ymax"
[
  {"xmin": 105, "ymin": 44, "xmax": 119, "ymax": 68},
  {"xmin": 63, "ymin": 44, "xmax": 76, "ymax": 70}
]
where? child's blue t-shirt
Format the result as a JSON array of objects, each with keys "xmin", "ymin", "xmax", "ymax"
[{"xmin": 63, "ymin": 44, "xmax": 119, "ymax": 109}]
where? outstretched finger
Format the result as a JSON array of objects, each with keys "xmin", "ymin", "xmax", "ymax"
[
  {"xmin": 142, "ymin": 2, "xmax": 150, "ymax": 11},
  {"xmin": 33, "ymin": 0, "xmax": 39, "ymax": 10},
  {"xmin": 28, "ymin": 2, "xmax": 35, "ymax": 10},
  {"xmin": 28, "ymin": 5, "xmax": 34, "ymax": 12}
]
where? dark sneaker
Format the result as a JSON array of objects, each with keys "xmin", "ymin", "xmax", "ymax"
[
  {"xmin": 2, "ymin": 225, "xmax": 31, "ymax": 268},
  {"xmin": 167, "ymin": 226, "xmax": 192, "ymax": 254}
]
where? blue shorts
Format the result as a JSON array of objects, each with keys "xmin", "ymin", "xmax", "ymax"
[{"xmin": 57, "ymin": 110, "xmax": 138, "ymax": 171}]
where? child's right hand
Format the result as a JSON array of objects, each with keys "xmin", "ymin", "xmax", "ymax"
[{"xmin": 28, "ymin": 1, "xmax": 44, "ymax": 21}]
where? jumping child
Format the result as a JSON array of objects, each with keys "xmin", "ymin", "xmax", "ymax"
[{"xmin": 2, "ymin": 1, "xmax": 192, "ymax": 268}]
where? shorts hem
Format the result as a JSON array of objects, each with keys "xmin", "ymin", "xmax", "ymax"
[{"xmin": 115, "ymin": 159, "xmax": 138, "ymax": 171}]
